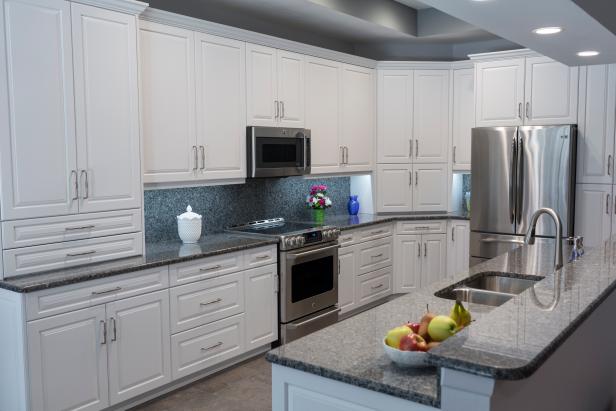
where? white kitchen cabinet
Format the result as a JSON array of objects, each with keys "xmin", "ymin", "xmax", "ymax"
[
  {"xmin": 0, "ymin": 0, "xmax": 78, "ymax": 220},
  {"xmin": 107, "ymin": 290, "xmax": 171, "ymax": 405},
  {"xmin": 394, "ymin": 234, "xmax": 421, "ymax": 293},
  {"xmin": 244, "ymin": 264, "xmax": 278, "ymax": 349},
  {"xmin": 475, "ymin": 58, "xmax": 525, "ymax": 127},
  {"xmin": 412, "ymin": 163, "xmax": 448, "ymax": 212},
  {"xmin": 376, "ymin": 164, "xmax": 412, "ymax": 213},
  {"xmin": 413, "ymin": 70, "xmax": 450, "ymax": 163},
  {"xmin": 139, "ymin": 22, "xmax": 196, "ymax": 184},
  {"xmin": 72, "ymin": 3, "xmax": 142, "ymax": 213},
  {"xmin": 576, "ymin": 65, "xmax": 616, "ymax": 185},
  {"xmin": 447, "ymin": 220, "xmax": 470, "ymax": 277},
  {"xmin": 422, "ymin": 233, "xmax": 447, "ymax": 285},
  {"xmin": 246, "ymin": 44, "xmax": 304, "ymax": 127},
  {"xmin": 27, "ymin": 305, "xmax": 109, "ymax": 411},
  {"xmin": 377, "ymin": 70, "xmax": 413, "ymax": 164},
  {"xmin": 195, "ymin": 33, "xmax": 246, "ymax": 180},
  {"xmin": 452, "ymin": 68, "xmax": 474, "ymax": 170},
  {"xmin": 575, "ymin": 184, "xmax": 613, "ymax": 248},
  {"xmin": 524, "ymin": 56, "xmax": 578, "ymax": 125},
  {"xmin": 338, "ymin": 245, "xmax": 357, "ymax": 314}
]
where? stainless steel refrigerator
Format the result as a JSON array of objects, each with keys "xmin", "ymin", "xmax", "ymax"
[{"xmin": 470, "ymin": 125, "xmax": 577, "ymax": 265}]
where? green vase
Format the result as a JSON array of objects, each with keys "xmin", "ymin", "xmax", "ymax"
[{"xmin": 313, "ymin": 209, "xmax": 325, "ymax": 224}]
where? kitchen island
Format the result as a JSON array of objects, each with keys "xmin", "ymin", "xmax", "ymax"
[{"xmin": 267, "ymin": 239, "xmax": 616, "ymax": 410}]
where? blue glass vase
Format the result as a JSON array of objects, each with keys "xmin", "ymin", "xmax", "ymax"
[{"xmin": 347, "ymin": 195, "xmax": 360, "ymax": 215}]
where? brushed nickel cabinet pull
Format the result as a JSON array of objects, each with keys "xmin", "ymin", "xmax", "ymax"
[
  {"xmin": 66, "ymin": 225, "xmax": 95, "ymax": 231},
  {"xmin": 452, "ymin": 227, "xmax": 455, "ymax": 242},
  {"xmin": 607, "ymin": 194, "xmax": 611, "ymax": 215},
  {"xmin": 255, "ymin": 255, "xmax": 270, "ymax": 260},
  {"xmin": 424, "ymin": 243, "xmax": 427, "ymax": 257},
  {"xmin": 201, "ymin": 342, "xmax": 223, "ymax": 352},
  {"xmin": 280, "ymin": 101, "xmax": 285, "ymax": 119},
  {"xmin": 608, "ymin": 155, "xmax": 612, "ymax": 176},
  {"xmin": 200, "ymin": 298, "xmax": 222, "ymax": 306},
  {"xmin": 340, "ymin": 146, "xmax": 344, "ymax": 165},
  {"xmin": 417, "ymin": 243, "xmax": 421, "ymax": 257},
  {"xmin": 415, "ymin": 171, "xmax": 418, "ymax": 186},
  {"xmin": 67, "ymin": 250, "xmax": 96, "ymax": 257},
  {"xmin": 409, "ymin": 139, "xmax": 413, "ymax": 158},
  {"xmin": 192, "ymin": 146, "xmax": 198, "ymax": 171},
  {"xmin": 371, "ymin": 253, "xmax": 384, "ymax": 258},
  {"xmin": 415, "ymin": 226, "xmax": 430, "ymax": 230},
  {"xmin": 274, "ymin": 100, "xmax": 279, "ymax": 119},
  {"xmin": 525, "ymin": 102, "xmax": 530, "ymax": 119},
  {"xmin": 71, "ymin": 170, "xmax": 79, "ymax": 200},
  {"xmin": 199, "ymin": 265, "xmax": 222, "ymax": 272},
  {"xmin": 110, "ymin": 317, "xmax": 117, "ymax": 342},
  {"xmin": 80, "ymin": 170, "xmax": 89, "ymax": 199},
  {"xmin": 370, "ymin": 230, "xmax": 384, "ymax": 235},
  {"xmin": 371, "ymin": 284, "xmax": 384, "ymax": 290},
  {"xmin": 100, "ymin": 320, "xmax": 107, "ymax": 345},
  {"xmin": 200, "ymin": 145, "xmax": 205, "ymax": 170},
  {"xmin": 453, "ymin": 146, "xmax": 457, "ymax": 164},
  {"xmin": 409, "ymin": 170, "xmax": 412, "ymax": 186},
  {"xmin": 415, "ymin": 139, "xmax": 419, "ymax": 157},
  {"xmin": 518, "ymin": 102, "xmax": 523, "ymax": 119},
  {"xmin": 92, "ymin": 286, "xmax": 121, "ymax": 296}
]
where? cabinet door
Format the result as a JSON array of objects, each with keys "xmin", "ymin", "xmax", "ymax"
[
  {"xmin": 107, "ymin": 290, "xmax": 171, "ymax": 405},
  {"xmin": 139, "ymin": 21, "xmax": 197, "ymax": 184},
  {"xmin": 245, "ymin": 264, "xmax": 278, "ymax": 349},
  {"xmin": 422, "ymin": 234, "xmax": 447, "ymax": 286},
  {"xmin": 576, "ymin": 65, "xmax": 616, "ymax": 185},
  {"xmin": 277, "ymin": 50, "xmax": 304, "ymax": 127},
  {"xmin": 305, "ymin": 56, "xmax": 342, "ymax": 174},
  {"xmin": 447, "ymin": 221, "xmax": 470, "ymax": 277},
  {"xmin": 0, "ymin": 0, "xmax": 78, "ymax": 220},
  {"xmin": 27, "ymin": 306, "xmax": 108, "ymax": 411},
  {"xmin": 524, "ymin": 56, "xmax": 578, "ymax": 125},
  {"xmin": 195, "ymin": 33, "xmax": 246, "ymax": 180},
  {"xmin": 246, "ymin": 43, "xmax": 277, "ymax": 127},
  {"xmin": 413, "ymin": 163, "xmax": 448, "ymax": 212},
  {"xmin": 394, "ymin": 235, "xmax": 421, "ymax": 293},
  {"xmin": 575, "ymin": 184, "xmax": 612, "ymax": 248},
  {"xmin": 72, "ymin": 4, "xmax": 141, "ymax": 213},
  {"xmin": 452, "ymin": 68, "xmax": 474, "ymax": 171},
  {"xmin": 340, "ymin": 64, "xmax": 375, "ymax": 172},
  {"xmin": 413, "ymin": 70, "xmax": 450, "ymax": 163},
  {"xmin": 338, "ymin": 245, "xmax": 356, "ymax": 314},
  {"xmin": 377, "ymin": 70, "xmax": 413, "ymax": 163},
  {"xmin": 475, "ymin": 59, "xmax": 525, "ymax": 127},
  {"xmin": 376, "ymin": 164, "xmax": 412, "ymax": 213}
]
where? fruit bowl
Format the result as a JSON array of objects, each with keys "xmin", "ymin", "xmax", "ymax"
[{"xmin": 382, "ymin": 338, "xmax": 429, "ymax": 368}]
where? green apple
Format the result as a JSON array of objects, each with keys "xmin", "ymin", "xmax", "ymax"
[
  {"xmin": 385, "ymin": 325, "xmax": 412, "ymax": 349},
  {"xmin": 427, "ymin": 315, "xmax": 457, "ymax": 342}
]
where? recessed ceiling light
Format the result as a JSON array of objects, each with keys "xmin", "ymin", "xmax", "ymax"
[
  {"xmin": 577, "ymin": 50, "xmax": 600, "ymax": 57},
  {"xmin": 532, "ymin": 27, "xmax": 563, "ymax": 35}
]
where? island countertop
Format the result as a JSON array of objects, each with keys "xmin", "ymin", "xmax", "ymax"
[{"xmin": 266, "ymin": 238, "xmax": 616, "ymax": 407}]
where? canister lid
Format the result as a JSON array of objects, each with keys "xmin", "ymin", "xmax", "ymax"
[{"xmin": 177, "ymin": 205, "xmax": 202, "ymax": 221}]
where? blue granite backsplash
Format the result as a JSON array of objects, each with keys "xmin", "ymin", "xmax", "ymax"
[{"xmin": 144, "ymin": 177, "xmax": 351, "ymax": 241}]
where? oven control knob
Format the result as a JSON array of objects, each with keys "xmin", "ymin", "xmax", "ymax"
[
  {"xmin": 298, "ymin": 237, "xmax": 305, "ymax": 246},
  {"xmin": 285, "ymin": 237, "xmax": 294, "ymax": 248}
]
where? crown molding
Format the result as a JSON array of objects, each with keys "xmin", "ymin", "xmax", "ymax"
[
  {"xmin": 139, "ymin": 8, "xmax": 378, "ymax": 69},
  {"xmin": 72, "ymin": 0, "xmax": 148, "ymax": 14},
  {"xmin": 376, "ymin": 60, "xmax": 457, "ymax": 70},
  {"xmin": 468, "ymin": 48, "xmax": 541, "ymax": 62}
]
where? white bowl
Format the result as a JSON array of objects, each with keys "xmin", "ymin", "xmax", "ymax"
[{"xmin": 382, "ymin": 338, "xmax": 429, "ymax": 368}]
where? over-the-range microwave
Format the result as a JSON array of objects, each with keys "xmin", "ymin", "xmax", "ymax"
[{"xmin": 246, "ymin": 126, "xmax": 311, "ymax": 178}]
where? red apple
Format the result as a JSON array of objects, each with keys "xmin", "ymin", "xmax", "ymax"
[
  {"xmin": 398, "ymin": 333, "xmax": 425, "ymax": 351},
  {"xmin": 406, "ymin": 322, "xmax": 421, "ymax": 334}
]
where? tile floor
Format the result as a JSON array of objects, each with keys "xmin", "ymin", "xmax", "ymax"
[{"xmin": 131, "ymin": 356, "xmax": 272, "ymax": 411}]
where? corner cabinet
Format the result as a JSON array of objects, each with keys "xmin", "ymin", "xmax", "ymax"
[
  {"xmin": 451, "ymin": 68, "xmax": 474, "ymax": 171},
  {"xmin": 413, "ymin": 70, "xmax": 450, "ymax": 164}
]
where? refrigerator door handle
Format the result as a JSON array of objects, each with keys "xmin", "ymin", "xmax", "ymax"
[
  {"xmin": 516, "ymin": 137, "xmax": 524, "ymax": 223},
  {"xmin": 509, "ymin": 136, "xmax": 517, "ymax": 225}
]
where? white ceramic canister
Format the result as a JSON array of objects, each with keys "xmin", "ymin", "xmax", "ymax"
[{"xmin": 177, "ymin": 205, "xmax": 202, "ymax": 243}]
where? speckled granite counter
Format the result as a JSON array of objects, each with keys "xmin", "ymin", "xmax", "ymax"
[
  {"xmin": 267, "ymin": 238, "xmax": 616, "ymax": 407},
  {"xmin": 303, "ymin": 211, "xmax": 470, "ymax": 231},
  {"xmin": 0, "ymin": 234, "xmax": 278, "ymax": 293}
]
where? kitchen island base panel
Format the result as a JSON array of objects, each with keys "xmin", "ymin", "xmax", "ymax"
[{"xmin": 272, "ymin": 364, "xmax": 437, "ymax": 411}]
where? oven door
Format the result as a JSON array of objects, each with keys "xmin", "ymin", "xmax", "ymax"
[
  {"xmin": 248, "ymin": 127, "xmax": 311, "ymax": 178},
  {"xmin": 280, "ymin": 242, "xmax": 338, "ymax": 323}
]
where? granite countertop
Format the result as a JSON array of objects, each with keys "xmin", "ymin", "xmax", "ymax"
[
  {"xmin": 267, "ymin": 238, "xmax": 616, "ymax": 407},
  {"xmin": 303, "ymin": 211, "xmax": 470, "ymax": 231},
  {"xmin": 0, "ymin": 234, "xmax": 278, "ymax": 293}
]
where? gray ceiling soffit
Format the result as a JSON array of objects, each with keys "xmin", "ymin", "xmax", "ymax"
[{"xmin": 572, "ymin": 0, "xmax": 616, "ymax": 38}]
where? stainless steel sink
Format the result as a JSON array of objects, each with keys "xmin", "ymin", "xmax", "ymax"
[{"xmin": 462, "ymin": 276, "xmax": 538, "ymax": 294}]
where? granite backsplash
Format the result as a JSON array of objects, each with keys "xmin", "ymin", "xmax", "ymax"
[{"xmin": 144, "ymin": 176, "xmax": 351, "ymax": 241}]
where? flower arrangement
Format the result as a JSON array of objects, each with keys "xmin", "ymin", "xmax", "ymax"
[{"xmin": 306, "ymin": 184, "xmax": 332, "ymax": 210}]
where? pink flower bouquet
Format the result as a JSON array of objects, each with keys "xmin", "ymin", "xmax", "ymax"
[{"xmin": 306, "ymin": 184, "xmax": 333, "ymax": 210}]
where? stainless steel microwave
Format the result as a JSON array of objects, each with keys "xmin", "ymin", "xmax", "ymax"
[{"xmin": 246, "ymin": 126, "xmax": 311, "ymax": 178}]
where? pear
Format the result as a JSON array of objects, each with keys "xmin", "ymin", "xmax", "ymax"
[
  {"xmin": 450, "ymin": 301, "xmax": 471, "ymax": 329},
  {"xmin": 418, "ymin": 312, "xmax": 435, "ymax": 340}
]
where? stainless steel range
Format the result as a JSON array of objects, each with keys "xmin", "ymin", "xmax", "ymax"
[{"xmin": 228, "ymin": 218, "xmax": 340, "ymax": 343}]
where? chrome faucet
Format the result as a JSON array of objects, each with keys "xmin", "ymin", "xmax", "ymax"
[{"xmin": 524, "ymin": 208, "xmax": 563, "ymax": 271}]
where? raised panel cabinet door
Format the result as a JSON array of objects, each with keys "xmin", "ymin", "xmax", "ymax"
[
  {"xmin": 422, "ymin": 233, "xmax": 447, "ymax": 286},
  {"xmin": 576, "ymin": 65, "xmax": 616, "ymax": 185},
  {"xmin": 524, "ymin": 56, "xmax": 578, "ymax": 125},
  {"xmin": 338, "ymin": 245, "xmax": 356, "ymax": 314},
  {"xmin": 475, "ymin": 58, "xmax": 525, "ymax": 127},
  {"xmin": 0, "ymin": 0, "xmax": 78, "ymax": 220},
  {"xmin": 139, "ymin": 21, "xmax": 197, "ymax": 184},
  {"xmin": 72, "ymin": 4, "xmax": 142, "ymax": 213},
  {"xmin": 376, "ymin": 164, "xmax": 412, "ymax": 213},
  {"xmin": 394, "ymin": 235, "xmax": 421, "ymax": 293},
  {"xmin": 413, "ymin": 70, "xmax": 450, "ymax": 163},
  {"xmin": 277, "ymin": 50, "xmax": 304, "ymax": 127},
  {"xmin": 575, "ymin": 184, "xmax": 612, "ymax": 248},
  {"xmin": 245, "ymin": 264, "xmax": 278, "ymax": 349},
  {"xmin": 340, "ymin": 64, "xmax": 375, "ymax": 172},
  {"xmin": 447, "ymin": 221, "xmax": 470, "ymax": 277},
  {"xmin": 452, "ymin": 68, "xmax": 474, "ymax": 170},
  {"xmin": 107, "ymin": 290, "xmax": 171, "ymax": 405},
  {"xmin": 195, "ymin": 33, "xmax": 246, "ymax": 180},
  {"xmin": 305, "ymin": 56, "xmax": 342, "ymax": 174},
  {"xmin": 377, "ymin": 69, "xmax": 413, "ymax": 164},
  {"xmin": 27, "ymin": 305, "xmax": 109, "ymax": 411},
  {"xmin": 246, "ymin": 43, "xmax": 277, "ymax": 127},
  {"xmin": 412, "ymin": 164, "xmax": 448, "ymax": 212}
]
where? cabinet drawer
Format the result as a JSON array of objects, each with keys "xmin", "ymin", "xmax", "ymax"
[
  {"xmin": 358, "ymin": 224, "xmax": 393, "ymax": 242},
  {"xmin": 171, "ymin": 314, "xmax": 245, "ymax": 380},
  {"xmin": 356, "ymin": 237, "xmax": 393, "ymax": 275},
  {"xmin": 25, "ymin": 266, "xmax": 169, "ymax": 321},
  {"xmin": 338, "ymin": 230, "xmax": 358, "ymax": 247},
  {"xmin": 3, "ymin": 232, "xmax": 143, "ymax": 278},
  {"xmin": 396, "ymin": 220, "xmax": 446, "ymax": 234},
  {"xmin": 169, "ymin": 251, "xmax": 243, "ymax": 285},
  {"xmin": 1, "ymin": 209, "xmax": 142, "ymax": 249},
  {"xmin": 356, "ymin": 266, "xmax": 392, "ymax": 306},
  {"xmin": 244, "ymin": 246, "xmax": 277, "ymax": 269},
  {"xmin": 170, "ymin": 272, "xmax": 244, "ymax": 334}
]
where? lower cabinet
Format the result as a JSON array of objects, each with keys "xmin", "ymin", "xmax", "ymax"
[
  {"xmin": 338, "ymin": 245, "xmax": 357, "ymax": 313},
  {"xmin": 245, "ymin": 264, "xmax": 278, "ymax": 350},
  {"xmin": 575, "ymin": 184, "xmax": 614, "ymax": 248},
  {"xmin": 447, "ymin": 220, "xmax": 470, "ymax": 277}
]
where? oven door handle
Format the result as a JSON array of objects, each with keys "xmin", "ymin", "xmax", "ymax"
[
  {"xmin": 286, "ymin": 244, "xmax": 340, "ymax": 258},
  {"xmin": 286, "ymin": 308, "xmax": 341, "ymax": 330}
]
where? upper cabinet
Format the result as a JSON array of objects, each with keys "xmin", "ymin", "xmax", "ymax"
[
  {"xmin": 413, "ymin": 70, "xmax": 449, "ymax": 163},
  {"xmin": 246, "ymin": 44, "xmax": 304, "ymax": 127},
  {"xmin": 475, "ymin": 56, "xmax": 578, "ymax": 127},
  {"xmin": 377, "ymin": 70, "xmax": 413, "ymax": 164},
  {"xmin": 451, "ymin": 68, "xmax": 474, "ymax": 171}
]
